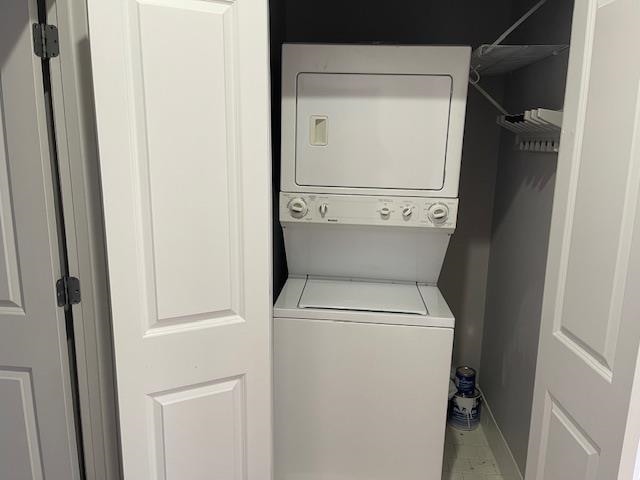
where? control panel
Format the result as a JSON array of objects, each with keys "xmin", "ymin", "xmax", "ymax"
[{"xmin": 280, "ymin": 193, "xmax": 458, "ymax": 230}]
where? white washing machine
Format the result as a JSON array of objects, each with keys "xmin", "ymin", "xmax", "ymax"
[
  {"xmin": 275, "ymin": 44, "xmax": 470, "ymax": 480},
  {"xmin": 274, "ymin": 277, "xmax": 454, "ymax": 480}
]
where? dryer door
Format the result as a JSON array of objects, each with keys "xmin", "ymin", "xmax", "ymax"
[{"xmin": 295, "ymin": 73, "xmax": 453, "ymax": 191}]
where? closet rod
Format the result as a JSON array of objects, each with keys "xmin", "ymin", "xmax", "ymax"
[
  {"xmin": 486, "ymin": 0, "xmax": 548, "ymax": 53},
  {"xmin": 470, "ymin": 82, "xmax": 509, "ymax": 115}
]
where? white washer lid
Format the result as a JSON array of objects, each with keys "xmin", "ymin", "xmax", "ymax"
[{"xmin": 299, "ymin": 277, "xmax": 428, "ymax": 315}]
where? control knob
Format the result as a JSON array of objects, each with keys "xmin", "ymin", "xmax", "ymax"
[
  {"xmin": 427, "ymin": 203, "xmax": 449, "ymax": 224},
  {"xmin": 319, "ymin": 203, "xmax": 328, "ymax": 217},
  {"xmin": 380, "ymin": 206, "xmax": 391, "ymax": 219},
  {"xmin": 402, "ymin": 206, "xmax": 413, "ymax": 220},
  {"xmin": 288, "ymin": 197, "xmax": 308, "ymax": 219}
]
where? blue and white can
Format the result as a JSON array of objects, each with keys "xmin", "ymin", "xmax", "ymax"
[
  {"xmin": 448, "ymin": 389, "xmax": 482, "ymax": 431},
  {"xmin": 455, "ymin": 366, "xmax": 476, "ymax": 396}
]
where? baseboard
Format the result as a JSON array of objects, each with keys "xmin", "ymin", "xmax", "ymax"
[{"xmin": 479, "ymin": 389, "xmax": 524, "ymax": 480}]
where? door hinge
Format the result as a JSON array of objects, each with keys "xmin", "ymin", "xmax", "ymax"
[
  {"xmin": 32, "ymin": 23, "xmax": 59, "ymax": 59},
  {"xmin": 56, "ymin": 276, "xmax": 81, "ymax": 308}
]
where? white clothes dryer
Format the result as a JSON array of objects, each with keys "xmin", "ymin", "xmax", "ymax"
[{"xmin": 280, "ymin": 43, "xmax": 471, "ymax": 198}]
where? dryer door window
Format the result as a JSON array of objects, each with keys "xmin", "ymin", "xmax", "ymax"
[{"xmin": 295, "ymin": 73, "xmax": 452, "ymax": 191}]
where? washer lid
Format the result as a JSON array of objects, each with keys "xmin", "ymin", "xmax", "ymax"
[{"xmin": 299, "ymin": 277, "xmax": 428, "ymax": 315}]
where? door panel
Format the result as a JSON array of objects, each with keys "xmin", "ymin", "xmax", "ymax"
[
  {"xmin": 538, "ymin": 396, "xmax": 599, "ymax": 480},
  {"xmin": 527, "ymin": 0, "xmax": 640, "ymax": 478},
  {"xmin": 0, "ymin": 1, "xmax": 81, "ymax": 479},
  {"xmin": 87, "ymin": 0, "xmax": 272, "ymax": 478},
  {"xmin": 0, "ymin": 370, "xmax": 42, "ymax": 479},
  {"xmin": 558, "ymin": 0, "xmax": 640, "ymax": 372},
  {"xmin": 150, "ymin": 377, "xmax": 245, "ymax": 479},
  {"xmin": 131, "ymin": 0, "xmax": 240, "ymax": 326},
  {"xmin": 0, "ymin": 139, "xmax": 22, "ymax": 313}
]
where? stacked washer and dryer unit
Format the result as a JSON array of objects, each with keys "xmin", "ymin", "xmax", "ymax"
[{"xmin": 274, "ymin": 44, "xmax": 471, "ymax": 480}]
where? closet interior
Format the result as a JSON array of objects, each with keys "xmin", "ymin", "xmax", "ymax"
[{"xmin": 268, "ymin": 0, "xmax": 575, "ymax": 477}]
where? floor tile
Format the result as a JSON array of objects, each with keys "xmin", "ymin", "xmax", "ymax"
[
  {"xmin": 442, "ymin": 425, "xmax": 501, "ymax": 479},
  {"xmin": 460, "ymin": 474, "xmax": 484, "ymax": 480},
  {"xmin": 442, "ymin": 472, "xmax": 464, "ymax": 480},
  {"xmin": 468, "ymin": 457, "xmax": 499, "ymax": 475},
  {"xmin": 472, "ymin": 446, "xmax": 494, "ymax": 458},
  {"xmin": 446, "ymin": 428, "xmax": 467, "ymax": 445},
  {"xmin": 455, "ymin": 445, "xmax": 480, "ymax": 458},
  {"xmin": 449, "ymin": 456, "xmax": 472, "ymax": 472}
]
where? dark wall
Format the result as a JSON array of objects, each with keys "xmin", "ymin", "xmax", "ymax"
[
  {"xmin": 270, "ymin": 0, "xmax": 288, "ymax": 298},
  {"xmin": 268, "ymin": 0, "xmax": 514, "ymax": 372},
  {"xmin": 282, "ymin": 0, "xmax": 513, "ymax": 46},
  {"xmin": 479, "ymin": 0, "xmax": 574, "ymax": 473}
]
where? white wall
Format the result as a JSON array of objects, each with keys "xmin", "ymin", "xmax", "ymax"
[
  {"xmin": 479, "ymin": 0, "xmax": 574, "ymax": 472},
  {"xmin": 439, "ymin": 78, "xmax": 503, "ymax": 371}
]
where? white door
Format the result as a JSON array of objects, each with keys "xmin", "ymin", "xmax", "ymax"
[
  {"xmin": 527, "ymin": 0, "xmax": 640, "ymax": 478},
  {"xmin": 87, "ymin": 0, "xmax": 273, "ymax": 478},
  {"xmin": 0, "ymin": 1, "xmax": 81, "ymax": 479}
]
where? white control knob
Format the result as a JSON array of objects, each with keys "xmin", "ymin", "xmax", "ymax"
[
  {"xmin": 288, "ymin": 198, "xmax": 308, "ymax": 219},
  {"xmin": 427, "ymin": 203, "xmax": 449, "ymax": 224},
  {"xmin": 402, "ymin": 207, "xmax": 413, "ymax": 219},
  {"xmin": 380, "ymin": 207, "xmax": 391, "ymax": 219},
  {"xmin": 319, "ymin": 203, "xmax": 328, "ymax": 217}
]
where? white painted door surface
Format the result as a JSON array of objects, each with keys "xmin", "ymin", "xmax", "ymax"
[
  {"xmin": 87, "ymin": 0, "xmax": 273, "ymax": 479},
  {"xmin": 527, "ymin": 0, "xmax": 640, "ymax": 479},
  {"xmin": 0, "ymin": 1, "xmax": 81, "ymax": 479}
]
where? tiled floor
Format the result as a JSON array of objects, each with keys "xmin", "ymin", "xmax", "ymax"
[{"xmin": 442, "ymin": 425, "xmax": 503, "ymax": 480}]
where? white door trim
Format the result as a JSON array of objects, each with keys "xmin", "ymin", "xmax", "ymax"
[{"xmin": 45, "ymin": 1, "xmax": 121, "ymax": 478}]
